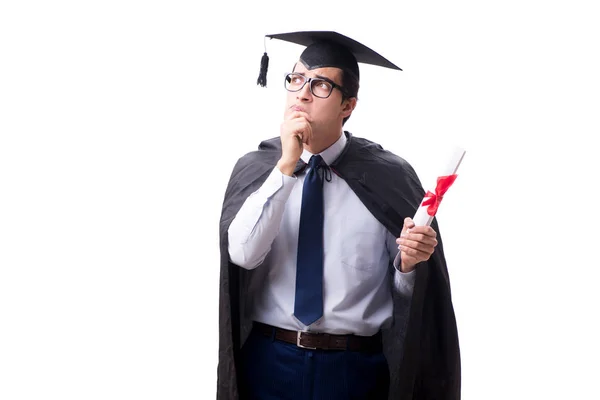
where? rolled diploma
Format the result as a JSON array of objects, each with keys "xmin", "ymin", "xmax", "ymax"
[{"xmin": 412, "ymin": 147, "xmax": 466, "ymax": 227}]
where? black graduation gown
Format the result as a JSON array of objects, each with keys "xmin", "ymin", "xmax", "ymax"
[{"xmin": 217, "ymin": 131, "xmax": 461, "ymax": 400}]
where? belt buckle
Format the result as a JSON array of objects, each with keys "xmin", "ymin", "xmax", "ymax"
[{"xmin": 296, "ymin": 331, "xmax": 316, "ymax": 350}]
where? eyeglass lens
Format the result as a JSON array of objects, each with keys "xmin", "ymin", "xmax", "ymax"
[{"xmin": 285, "ymin": 74, "xmax": 334, "ymax": 98}]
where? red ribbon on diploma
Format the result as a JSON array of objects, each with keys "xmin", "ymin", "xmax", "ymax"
[{"xmin": 421, "ymin": 174, "xmax": 458, "ymax": 216}]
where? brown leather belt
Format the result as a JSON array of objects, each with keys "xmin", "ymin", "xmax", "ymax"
[{"xmin": 254, "ymin": 322, "xmax": 382, "ymax": 353}]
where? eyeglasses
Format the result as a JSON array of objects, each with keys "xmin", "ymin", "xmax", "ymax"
[{"xmin": 284, "ymin": 72, "xmax": 345, "ymax": 99}]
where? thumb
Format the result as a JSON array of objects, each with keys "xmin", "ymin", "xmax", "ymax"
[{"xmin": 401, "ymin": 217, "xmax": 415, "ymax": 236}]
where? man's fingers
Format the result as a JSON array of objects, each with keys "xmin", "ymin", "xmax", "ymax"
[
  {"xmin": 403, "ymin": 217, "xmax": 415, "ymax": 231},
  {"xmin": 399, "ymin": 230, "xmax": 438, "ymax": 244},
  {"xmin": 399, "ymin": 219, "xmax": 439, "ymax": 269},
  {"xmin": 403, "ymin": 225, "xmax": 437, "ymax": 238},
  {"xmin": 402, "ymin": 217, "xmax": 438, "ymax": 238},
  {"xmin": 401, "ymin": 245, "xmax": 433, "ymax": 259},
  {"xmin": 304, "ymin": 122, "xmax": 313, "ymax": 144},
  {"xmin": 396, "ymin": 232, "xmax": 437, "ymax": 247},
  {"xmin": 288, "ymin": 111, "xmax": 312, "ymax": 123},
  {"xmin": 397, "ymin": 237, "xmax": 436, "ymax": 252},
  {"xmin": 288, "ymin": 119, "xmax": 311, "ymax": 140}
]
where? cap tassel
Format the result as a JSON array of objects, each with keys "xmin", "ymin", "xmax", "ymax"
[{"xmin": 257, "ymin": 52, "xmax": 269, "ymax": 87}]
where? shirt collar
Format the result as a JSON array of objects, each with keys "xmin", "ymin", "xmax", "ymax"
[{"xmin": 300, "ymin": 131, "xmax": 347, "ymax": 166}]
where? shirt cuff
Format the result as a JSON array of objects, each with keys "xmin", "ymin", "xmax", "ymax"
[
  {"xmin": 262, "ymin": 165, "xmax": 296, "ymax": 202},
  {"xmin": 392, "ymin": 251, "xmax": 417, "ymax": 292},
  {"xmin": 393, "ymin": 263, "xmax": 416, "ymax": 294}
]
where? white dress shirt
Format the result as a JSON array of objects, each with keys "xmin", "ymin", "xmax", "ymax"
[{"xmin": 228, "ymin": 132, "xmax": 415, "ymax": 336}]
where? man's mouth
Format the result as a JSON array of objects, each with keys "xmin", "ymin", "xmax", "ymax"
[{"xmin": 291, "ymin": 105, "xmax": 306, "ymax": 112}]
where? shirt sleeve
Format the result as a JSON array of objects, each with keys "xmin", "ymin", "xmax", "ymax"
[
  {"xmin": 387, "ymin": 231, "xmax": 416, "ymax": 297},
  {"xmin": 227, "ymin": 166, "xmax": 297, "ymax": 270}
]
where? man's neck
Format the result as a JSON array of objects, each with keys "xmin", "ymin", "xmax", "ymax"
[{"xmin": 304, "ymin": 130, "xmax": 343, "ymax": 155}]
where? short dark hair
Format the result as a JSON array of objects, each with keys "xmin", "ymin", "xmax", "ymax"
[{"xmin": 340, "ymin": 69, "xmax": 359, "ymax": 126}]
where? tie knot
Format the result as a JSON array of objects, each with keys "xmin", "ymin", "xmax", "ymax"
[{"xmin": 308, "ymin": 155, "xmax": 324, "ymax": 170}]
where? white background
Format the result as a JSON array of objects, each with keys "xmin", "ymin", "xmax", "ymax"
[{"xmin": 1, "ymin": 1, "xmax": 599, "ymax": 399}]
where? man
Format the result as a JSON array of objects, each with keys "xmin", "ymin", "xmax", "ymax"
[{"xmin": 217, "ymin": 31, "xmax": 460, "ymax": 399}]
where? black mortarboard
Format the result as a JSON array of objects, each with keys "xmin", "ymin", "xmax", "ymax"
[{"xmin": 256, "ymin": 30, "xmax": 402, "ymax": 87}]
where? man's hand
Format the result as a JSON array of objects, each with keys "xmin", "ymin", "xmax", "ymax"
[
  {"xmin": 277, "ymin": 111, "xmax": 313, "ymax": 176},
  {"xmin": 396, "ymin": 217, "xmax": 438, "ymax": 273}
]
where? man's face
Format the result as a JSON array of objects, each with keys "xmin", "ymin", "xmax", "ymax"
[{"xmin": 284, "ymin": 62, "xmax": 353, "ymax": 137}]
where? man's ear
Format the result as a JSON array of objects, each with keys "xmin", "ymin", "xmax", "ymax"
[{"xmin": 341, "ymin": 97, "xmax": 357, "ymax": 118}]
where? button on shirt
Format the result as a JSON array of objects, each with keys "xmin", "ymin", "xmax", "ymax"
[{"xmin": 228, "ymin": 132, "xmax": 416, "ymax": 336}]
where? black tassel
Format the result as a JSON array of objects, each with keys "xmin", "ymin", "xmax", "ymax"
[{"xmin": 257, "ymin": 52, "xmax": 269, "ymax": 87}]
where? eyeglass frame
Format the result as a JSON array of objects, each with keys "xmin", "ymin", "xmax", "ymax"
[{"xmin": 283, "ymin": 72, "xmax": 348, "ymax": 99}]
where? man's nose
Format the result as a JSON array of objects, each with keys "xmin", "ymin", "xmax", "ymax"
[{"xmin": 296, "ymin": 81, "xmax": 312, "ymax": 101}]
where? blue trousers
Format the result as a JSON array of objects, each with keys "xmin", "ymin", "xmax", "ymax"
[{"xmin": 239, "ymin": 327, "xmax": 390, "ymax": 400}]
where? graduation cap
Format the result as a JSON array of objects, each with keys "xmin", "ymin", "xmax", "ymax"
[{"xmin": 257, "ymin": 30, "xmax": 402, "ymax": 87}]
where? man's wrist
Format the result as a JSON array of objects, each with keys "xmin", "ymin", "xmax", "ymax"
[
  {"xmin": 277, "ymin": 158, "xmax": 297, "ymax": 176},
  {"xmin": 400, "ymin": 260, "xmax": 416, "ymax": 273}
]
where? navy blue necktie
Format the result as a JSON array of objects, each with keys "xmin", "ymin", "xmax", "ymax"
[{"xmin": 294, "ymin": 155, "xmax": 325, "ymax": 326}]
